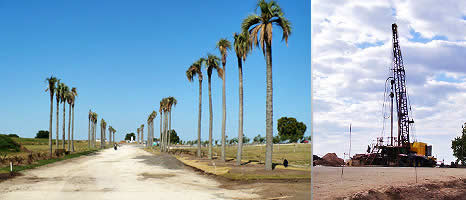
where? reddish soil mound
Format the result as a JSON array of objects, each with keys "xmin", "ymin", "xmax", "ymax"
[
  {"xmin": 349, "ymin": 179, "xmax": 466, "ymax": 200},
  {"xmin": 314, "ymin": 153, "xmax": 344, "ymax": 166}
]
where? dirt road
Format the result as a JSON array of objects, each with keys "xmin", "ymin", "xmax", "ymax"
[
  {"xmin": 313, "ymin": 166, "xmax": 466, "ymax": 199},
  {"xmin": 0, "ymin": 145, "xmax": 258, "ymax": 200}
]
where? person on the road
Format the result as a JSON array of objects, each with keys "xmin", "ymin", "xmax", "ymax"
[{"xmin": 114, "ymin": 143, "xmax": 118, "ymax": 150}]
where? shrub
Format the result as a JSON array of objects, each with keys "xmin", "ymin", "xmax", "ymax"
[
  {"xmin": 0, "ymin": 134, "xmax": 21, "ymax": 152},
  {"xmin": 35, "ymin": 130, "xmax": 49, "ymax": 139},
  {"xmin": 7, "ymin": 134, "xmax": 19, "ymax": 138}
]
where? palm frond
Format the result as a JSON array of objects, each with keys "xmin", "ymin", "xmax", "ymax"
[
  {"xmin": 216, "ymin": 38, "xmax": 231, "ymax": 64},
  {"xmin": 234, "ymin": 32, "xmax": 251, "ymax": 61}
]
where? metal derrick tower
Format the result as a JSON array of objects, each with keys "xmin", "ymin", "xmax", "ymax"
[{"xmin": 391, "ymin": 23, "xmax": 414, "ymax": 149}]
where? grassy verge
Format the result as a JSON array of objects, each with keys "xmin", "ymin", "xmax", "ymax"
[
  {"xmin": 0, "ymin": 149, "xmax": 98, "ymax": 175},
  {"xmin": 172, "ymin": 143, "xmax": 311, "ymax": 168},
  {"xmin": 172, "ymin": 153, "xmax": 311, "ymax": 181}
]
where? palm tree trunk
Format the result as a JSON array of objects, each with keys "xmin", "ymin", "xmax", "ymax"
[
  {"xmin": 237, "ymin": 57, "xmax": 244, "ymax": 166},
  {"xmin": 62, "ymin": 102, "xmax": 66, "ymax": 149},
  {"xmin": 49, "ymin": 94, "xmax": 53, "ymax": 157},
  {"xmin": 88, "ymin": 117, "xmax": 90, "ymax": 148},
  {"xmin": 68, "ymin": 103, "xmax": 71, "ymax": 151},
  {"xmin": 94, "ymin": 122, "xmax": 96, "ymax": 147},
  {"xmin": 221, "ymin": 64, "xmax": 226, "ymax": 162},
  {"xmin": 91, "ymin": 123, "xmax": 94, "ymax": 148},
  {"xmin": 197, "ymin": 79, "xmax": 202, "ymax": 157},
  {"xmin": 164, "ymin": 112, "xmax": 168, "ymax": 152},
  {"xmin": 208, "ymin": 76, "xmax": 213, "ymax": 159},
  {"xmin": 56, "ymin": 100, "xmax": 59, "ymax": 150},
  {"xmin": 168, "ymin": 111, "xmax": 172, "ymax": 151},
  {"xmin": 141, "ymin": 127, "xmax": 144, "ymax": 146},
  {"xmin": 265, "ymin": 42, "xmax": 273, "ymax": 171},
  {"xmin": 101, "ymin": 125, "xmax": 103, "ymax": 149},
  {"xmin": 71, "ymin": 105, "xmax": 75, "ymax": 152},
  {"xmin": 160, "ymin": 112, "xmax": 163, "ymax": 150}
]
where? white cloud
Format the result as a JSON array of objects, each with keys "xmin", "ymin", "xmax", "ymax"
[{"xmin": 312, "ymin": 0, "xmax": 466, "ymax": 163}]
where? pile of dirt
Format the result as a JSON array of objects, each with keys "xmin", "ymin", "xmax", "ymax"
[
  {"xmin": 314, "ymin": 153, "xmax": 344, "ymax": 166},
  {"xmin": 349, "ymin": 178, "xmax": 466, "ymax": 200}
]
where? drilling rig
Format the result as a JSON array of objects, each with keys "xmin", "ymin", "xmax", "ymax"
[{"xmin": 351, "ymin": 24, "xmax": 437, "ymax": 167}]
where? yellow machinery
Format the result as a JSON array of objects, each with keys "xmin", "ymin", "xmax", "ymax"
[{"xmin": 410, "ymin": 142, "xmax": 427, "ymax": 156}]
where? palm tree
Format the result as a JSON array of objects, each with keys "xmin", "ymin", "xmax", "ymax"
[
  {"xmin": 70, "ymin": 87, "xmax": 77, "ymax": 152},
  {"xmin": 216, "ymin": 38, "xmax": 231, "ymax": 162},
  {"xmin": 161, "ymin": 98, "xmax": 169, "ymax": 152},
  {"xmin": 112, "ymin": 128, "xmax": 116, "ymax": 143},
  {"xmin": 159, "ymin": 104, "xmax": 163, "ymax": 149},
  {"xmin": 45, "ymin": 76, "xmax": 58, "ymax": 156},
  {"xmin": 88, "ymin": 110, "xmax": 92, "ymax": 148},
  {"xmin": 108, "ymin": 126, "xmax": 111, "ymax": 145},
  {"xmin": 233, "ymin": 32, "xmax": 251, "ymax": 165},
  {"xmin": 186, "ymin": 58, "xmax": 205, "ymax": 157},
  {"xmin": 100, "ymin": 119, "xmax": 106, "ymax": 149},
  {"xmin": 242, "ymin": 0, "xmax": 292, "ymax": 170},
  {"xmin": 140, "ymin": 124, "xmax": 144, "ymax": 145},
  {"xmin": 55, "ymin": 80, "xmax": 62, "ymax": 149},
  {"xmin": 136, "ymin": 128, "xmax": 140, "ymax": 144},
  {"xmin": 166, "ymin": 97, "xmax": 177, "ymax": 151},
  {"xmin": 60, "ymin": 84, "xmax": 69, "ymax": 149},
  {"xmin": 152, "ymin": 111, "xmax": 157, "ymax": 146},
  {"xmin": 91, "ymin": 112, "xmax": 97, "ymax": 148},
  {"xmin": 205, "ymin": 54, "xmax": 222, "ymax": 159},
  {"xmin": 66, "ymin": 91, "xmax": 73, "ymax": 151}
]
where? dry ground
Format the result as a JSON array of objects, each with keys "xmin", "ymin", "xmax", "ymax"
[
  {"xmin": 163, "ymin": 146, "xmax": 311, "ymax": 199},
  {"xmin": 0, "ymin": 145, "xmax": 259, "ymax": 200},
  {"xmin": 313, "ymin": 166, "xmax": 466, "ymax": 199}
]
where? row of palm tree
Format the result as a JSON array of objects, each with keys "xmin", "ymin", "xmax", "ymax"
[
  {"xmin": 158, "ymin": 97, "xmax": 177, "ymax": 152},
  {"xmin": 100, "ymin": 119, "xmax": 106, "ymax": 149},
  {"xmin": 88, "ymin": 115, "xmax": 115, "ymax": 148},
  {"xmin": 46, "ymin": 76, "xmax": 78, "ymax": 156},
  {"xmin": 185, "ymin": 0, "xmax": 291, "ymax": 170},
  {"xmin": 108, "ymin": 126, "xmax": 116, "ymax": 145},
  {"xmin": 147, "ymin": 111, "xmax": 157, "ymax": 147},
  {"xmin": 88, "ymin": 111, "xmax": 98, "ymax": 148}
]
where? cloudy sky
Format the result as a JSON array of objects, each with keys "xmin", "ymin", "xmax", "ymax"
[{"xmin": 312, "ymin": 0, "xmax": 465, "ymax": 163}]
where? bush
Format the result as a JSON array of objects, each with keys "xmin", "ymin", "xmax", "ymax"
[
  {"xmin": 0, "ymin": 134, "xmax": 21, "ymax": 152},
  {"xmin": 35, "ymin": 130, "xmax": 49, "ymax": 139},
  {"xmin": 7, "ymin": 134, "xmax": 19, "ymax": 138},
  {"xmin": 277, "ymin": 117, "xmax": 306, "ymax": 143},
  {"xmin": 125, "ymin": 133, "xmax": 136, "ymax": 141}
]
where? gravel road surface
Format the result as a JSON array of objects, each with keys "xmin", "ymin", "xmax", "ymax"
[{"xmin": 0, "ymin": 145, "xmax": 258, "ymax": 200}]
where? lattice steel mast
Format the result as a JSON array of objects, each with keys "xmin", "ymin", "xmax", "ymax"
[{"xmin": 391, "ymin": 23, "xmax": 414, "ymax": 148}]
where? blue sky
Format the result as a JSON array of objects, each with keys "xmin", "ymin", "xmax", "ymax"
[{"xmin": 0, "ymin": 0, "xmax": 311, "ymax": 142}]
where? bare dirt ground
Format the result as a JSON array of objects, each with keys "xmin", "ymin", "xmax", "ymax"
[
  {"xmin": 0, "ymin": 145, "xmax": 259, "ymax": 200},
  {"xmin": 313, "ymin": 166, "xmax": 466, "ymax": 199},
  {"xmin": 171, "ymin": 151, "xmax": 311, "ymax": 199}
]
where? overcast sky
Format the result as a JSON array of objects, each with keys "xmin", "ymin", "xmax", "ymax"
[{"xmin": 312, "ymin": 0, "xmax": 465, "ymax": 163}]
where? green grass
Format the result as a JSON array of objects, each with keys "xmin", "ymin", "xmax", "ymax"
[
  {"xmin": 0, "ymin": 150, "xmax": 98, "ymax": 174},
  {"xmin": 6, "ymin": 137, "xmax": 102, "ymax": 157},
  {"xmin": 176, "ymin": 143, "xmax": 311, "ymax": 167}
]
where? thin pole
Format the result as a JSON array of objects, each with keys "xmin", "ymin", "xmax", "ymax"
[
  {"xmin": 391, "ymin": 80, "xmax": 394, "ymax": 146},
  {"xmin": 349, "ymin": 124, "xmax": 351, "ymax": 158}
]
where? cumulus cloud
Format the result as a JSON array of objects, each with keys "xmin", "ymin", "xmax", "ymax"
[{"xmin": 312, "ymin": 0, "xmax": 466, "ymax": 163}]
